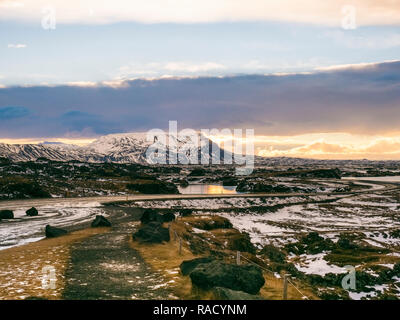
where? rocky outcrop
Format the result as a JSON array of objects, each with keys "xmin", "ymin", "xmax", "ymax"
[
  {"xmin": 140, "ymin": 209, "xmax": 175, "ymax": 224},
  {"xmin": 91, "ymin": 215, "xmax": 112, "ymax": 227},
  {"xmin": 212, "ymin": 287, "xmax": 264, "ymax": 300},
  {"xmin": 260, "ymin": 244, "xmax": 286, "ymax": 264},
  {"xmin": 0, "ymin": 182, "xmax": 51, "ymax": 200},
  {"xmin": 221, "ymin": 177, "xmax": 238, "ymax": 186},
  {"xmin": 189, "ymin": 260, "xmax": 265, "ymax": 294},
  {"xmin": 180, "ymin": 257, "xmax": 215, "ymax": 276},
  {"xmin": 188, "ymin": 216, "xmax": 232, "ymax": 231},
  {"xmin": 285, "ymin": 232, "xmax": 334, "ymax": 255},
  {"xmin": 188, "ymin": 168, "xmax": 206, "ymax": 176},
  {"xmin": 45, "ymin": 225, "xmax": 68, "ymax": 238},
  {"xmin": 26, "ymin": 207, "xmax": 38, "ymax": 217},
  {"xmin": 179, "ymin": 209, "xmax": 193, "ymax": 217},
  {"xmin": 162, "ymin": 212, "xmax": 176, "ymax": 223},
  {"xmin": 126, "ymin": 180, "xmax": 179, "ymax": 194},
  {"xmin": 133, "ymin": 222, "xmax": 170, "ymax": 243},
  {"xmin": 236, "ymin": 181, "xmax": 293, "ymax": 193},
  {"xmin": 225, "ymin": 231, "xmax": 256, "ymax": 254},
  {"xmin": 0, "ymin": 210, "xmax": 14, "ymax": 219}
]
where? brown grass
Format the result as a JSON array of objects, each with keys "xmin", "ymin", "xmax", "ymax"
[
  {"xmin": 129, "ymin": 227, "xmax": 197, "ymax": 299},
  {"xmin": 0, "ymin": 227, "xmax": 110, "ymax": 300},
  {"xmin": 130, "ymin": 218, "xmax": 319, "ymax": 300}
]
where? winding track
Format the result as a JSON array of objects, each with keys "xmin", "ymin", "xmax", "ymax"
[{"xmin": 0, "ymin": 180, "xmax": 397, "ymax": 211}]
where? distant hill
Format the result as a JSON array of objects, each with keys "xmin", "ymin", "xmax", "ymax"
[{"xmin": 0, "ymin": 132, "xmax": 229, "ymax": 164}]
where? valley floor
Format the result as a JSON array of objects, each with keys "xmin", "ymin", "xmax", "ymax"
[{"xmin": 0, "ymin": 174, "xmax": 399, "ymax": 300}]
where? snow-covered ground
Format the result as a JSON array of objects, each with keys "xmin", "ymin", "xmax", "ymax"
[
  {"xmin": 0, "ymin": 201, "xmax": 108, "ymax": 250},
  {"xmin": 130, "ymin": 195, "xmax": 335, "ymax": 210},
  {"xmin": 130, "ymin": 188, "xmax": 400, "ymax": 299},
  {"xmin": 294, "ymin": 253, "xmax": 347, "ymax": 276}
]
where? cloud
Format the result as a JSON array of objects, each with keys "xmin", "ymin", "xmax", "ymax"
[
  {"xmin": 294, "ymin": 142, "xmax": 351, "ymax": 154},
  {"xmin": 255, "ymin": 135, "xmax": 400, "ymax": 159},
  {"xmin": 116, "ymin": 61, "xmax": 226, "ymax": 80},
  {"xmin": 0, "ymin": 106, "xmax": 30, "ymax": 120},
  {"xmin": 164, "ymin": 62, "xmax": 225, "ymax": 73},
  {"xmin": 59, "ymin": 110, "xmax": 118, "ymax": 134},
  {"xmin": 0, "ymin": 1, "xmax": 24, "ymax": 8},
  {"xmin": 0, "ymin": 60, "xmax": 400, "ymax": 140},
  {"xmin": 1, "ymin": 0, "xmax": 399, "ymax": 26},
  {"xmin": 322, "ymin": 31, "xmax": 400, "ymax": 49},
  {"xmin": 362, "ymin": 139, "xmax": 400, "ymax": 154},
  {"xmin": 7, "ymin": 44, "xmax": 27, "ymax": 49}
]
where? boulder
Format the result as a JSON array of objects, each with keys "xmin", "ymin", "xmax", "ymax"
[
  {"xmin": 190, "ymin": 261, "xmax": 265, "ymax": 294},
  {"xmin": 133, "ymin": 221, "xmax": 170, "ymax": 243},
  {"xmin": 179, "ymin": 179, "xmax": 189, "ymax": 187},
  {"xmin": 260, "ymin": 244, "xmax": 286, "ymax": 263},
  {"xmin": 179, "ymin": 209, "xmax": 193, "ymax": 217},
  {"xmin": 140, "ymin": 209, "xmax": 175, "ymax": 224},
  {"xmin": 0, "ymin": 210, "xmax": 14, "ymax": 219},
  {"xmin": 91, "ymin": 215, "xmax": 111, "ymax": 227},
  {"xmin": 221, "ymin": 177, "xmax": 238, "ymax": 187},
  {"xmin": 390, "ymin": 229, "xmax": 400, "ymax": 238},
  {"xmin": 189, "ymin": 216, "xmax": 232, "ymax": 231},
  {"xmin": 45, "ymin": 225, "xmax": 68, "ymax": 238},
  {"xmin": 162, "ymin": 212, "xmax": 175, "ymax": 222},
  {"xmin": 180, "ymin": 257, "xmax": 215, "ymax": 276},
  {"xmin": 212, "ymin": 287, "xmax": 264, "ymax": 300},
  {"xmin": 140, "ymin": 209, "xmax": 164, "ymax": 224},
  {"xmin": 188, "ymin": 168, "xmax": 206, "ymax": 176},
  {"xmin": 226, "ymin": 232, "xmax": 256, "ymax": 254},
  {"xmin": 26, "ymin": 207, "xmax": 38, "ymax": 217}
]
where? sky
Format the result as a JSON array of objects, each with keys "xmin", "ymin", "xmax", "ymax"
[{"xmin": 1, "ymin": 0, "xmax": 400, "ymax": 159}]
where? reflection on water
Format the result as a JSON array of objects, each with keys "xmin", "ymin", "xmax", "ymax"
[{"xmin": 178, "ymin": 184, "xmax": 237, "ymax": 194}]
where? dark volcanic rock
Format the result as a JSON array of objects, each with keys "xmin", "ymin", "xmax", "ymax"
[
  {"xmin": 221, "ymin": 177, "xmax": 238, "ymax": 186},
  {"xmin": 0, "ymin": 182, "xmax": 51, "ymax": 200},
  {"xmin": 26, "ymin": 207, "xmax": 38, "ymax": 217},
  {"xmin": 91, "ymin": 215, "xmax": 112, "ymax": 227},
  {"xmin": 179, "ymin": 209, "xmax": 193, "ymax": 217},
  {"xmin": 190, "ymin": 261, "xmax": 265, "ymax": 294},
  {"xmin": 133, "ymin": 222, "xmax": 170, "ymax": 243},
  {"xmin": 285, "ymin": 232, "xmax": 334, "ymax": 255},
  {"xmin": 236, "ymin": 181, "xmax": 292, "ymax": 193},
  {"xmin": 179, "ymin": 179, "xmax": 189, "ymax": 187},
  {"xmin": 260, "ymin": 245, "xmax": 286, "ymax": 263},
  {"xmin": 188, "ymin": 168, "xmax": 206, "ymax": 176},
  {"xmin": 0, "ymin": 210, "xmax": 14, "ymax": 219},
  {"xmin": 162, "ymin": 212, "xmax": 175, "ymax": 222},
  {"xmin": 189, "ymin": 216, "xmax": 233, "ymax": 231},
  {"xmin": 213, "ymin": 287, "xmax": 264, "ymax": 300},
  {"xmin": 126, "ymin": 180, "xmax": 179, "ymax": 194},
  {"xmin": 390, "ymin": 230, "xmax": 400, "ymax": 238},
  {"xmin": 140, "ymin": 209, "xmax": 175, "ymax": 224},
  {"xmin": 45, "ymin": 225, "xmax": 68, "ymax": 238},
  {"xmin": 180, "ymin": 257, "xmax": 215, "ymax": 276},
  {"xmin": 140, "ymin": 209, "xmax": 164, "ymax": 224}
]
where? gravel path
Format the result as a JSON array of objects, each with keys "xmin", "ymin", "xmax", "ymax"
[{"xmin": 62, "ymin": 222, "xmax": 174, "ymax": 300}]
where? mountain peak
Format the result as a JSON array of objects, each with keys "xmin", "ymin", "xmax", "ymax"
[{"xmin": 0, "ymin": 132, "xmax": 226, "ymax": 164}]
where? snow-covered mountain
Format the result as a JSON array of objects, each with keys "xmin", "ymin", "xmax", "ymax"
[{"xmin": 0, "ymin": 132, "xmax": 229, "ymax": 164}]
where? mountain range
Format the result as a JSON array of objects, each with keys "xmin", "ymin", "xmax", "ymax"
[
  {"xmin": 0, "ymin": 132, "xmax": 229, "ymax": 164},
  {"xmin": 2, "ymin": 132, "xmax": 400, "ymax": 166}
]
